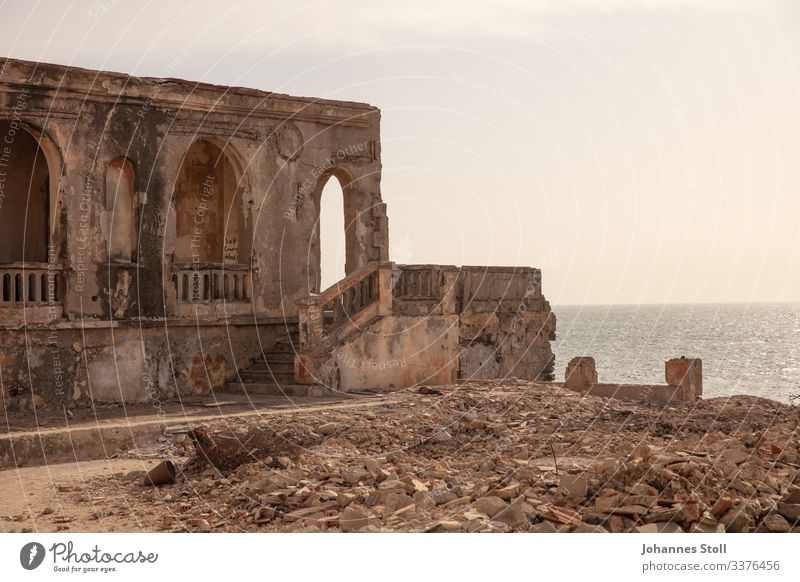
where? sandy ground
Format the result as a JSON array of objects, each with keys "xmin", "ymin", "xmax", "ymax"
[{"xmin": 0, "ymin": 458, "xmax": 174, "ymax": 532}]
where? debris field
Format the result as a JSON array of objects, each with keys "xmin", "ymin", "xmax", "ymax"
[{"xmin": 6, "ymin": 380, "xmax": 800, "ymax": 533}]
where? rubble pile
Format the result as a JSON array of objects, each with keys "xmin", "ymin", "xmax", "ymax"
[{"xmin": 91, "ymin": 381, "xmax": 800, "ymax": 532}]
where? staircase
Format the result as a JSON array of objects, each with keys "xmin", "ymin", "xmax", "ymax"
[
  {"xmin": 226, "ymin": 261, "xmax": 555, "ymax": 396},
  {"xmin": 226, "ymin": 262, "xmax": 399, "ymax": 396},
  {"xmin": 225, "ymin": 328, "xmax": 330, "ymax": 397}
]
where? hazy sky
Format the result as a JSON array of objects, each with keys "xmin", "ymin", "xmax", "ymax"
[{"xmin": 1, "ymin": 0, "xmax": 798, "ymax": 305}]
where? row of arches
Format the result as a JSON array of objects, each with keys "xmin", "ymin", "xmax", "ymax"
[
  {"xmin": 0, "ymin": 127, "xmax": 254, "ymax": 267},
  {"xmin": 107, "ymin": 140, "xmax": 254, "ymax": 266},
  {"xmin": 0, "ymin": 121, "xmax": 357, "ymax": 294}
]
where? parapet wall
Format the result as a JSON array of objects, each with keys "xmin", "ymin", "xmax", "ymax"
[
  {"xmin": 295, "ymin": 263, "xmax": 556, "ymax": 392},
  {"xmin": 392, "ymin": 264, "xmax": 556, "ymax": 382}
]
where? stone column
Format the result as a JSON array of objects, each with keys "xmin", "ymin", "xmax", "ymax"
[
  {"xmin": 294, "ymin": 294, "xmax": 322, "ymax": 384},
  {"xmin": 439, "ymin": 268, "xmax": 458, "ymax": 315},
  {"xmin": 665, "ymin": 357, "xmax": 703, "ymax": 401},
  {"xmin": 376, "ymin": 262, "xmax": 394, "ymax": 316},
  {"xmin": 297, "ymin": 294, "xmax": 322, "ymax": 349}
]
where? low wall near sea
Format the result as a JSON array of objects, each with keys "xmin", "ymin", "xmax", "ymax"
[{"xmin": 563, "ymin": 356, "xmax": 702, "ymax": 405}]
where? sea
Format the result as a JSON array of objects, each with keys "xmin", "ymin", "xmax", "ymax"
[{"xmin": 551, "ymin": 303, "xmax": 800, "ymax": 404}]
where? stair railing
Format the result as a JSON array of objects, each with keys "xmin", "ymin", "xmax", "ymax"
[{"xmin": 294, "ymin": 261, "xmax": 394, "ymax": 383}]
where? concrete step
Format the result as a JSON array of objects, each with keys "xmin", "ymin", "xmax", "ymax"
[
  {"xmin": 245, "ymin": 359, "xmax": 294, "ymax": 370},
  {"xmin": 263, "ymin": 352, "xmax": 295, "ymax": 362},
  {"xmin": 244, "ymin": 360, "xmax": 294, "ymax": 372},
  {"xmin": 269, "ymin": 344, "xmax": 298, "ymax": 356},
  {"xmin": 239, "ymin": 369, "xmax": 294, "ymax": 383},
  {"xmin": 241, "ymin": 370, "xmax": 293, "ymax": 382},
  {"xmin": 224, "ymin": 382, "xmax": 331, "ymax": 398}
]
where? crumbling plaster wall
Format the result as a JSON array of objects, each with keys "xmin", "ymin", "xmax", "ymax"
[
  {"xmin": 456, "ymin": 266, "xmax": 556, "ymax": 382},
  {"xmin": 325, "ymin": 315, "xmax": 459, "ymax": 392},
  {"xmin": 0, "ymin": 58, "xmax": 388, "ymax": 405},
  {"xmin": 300, "ymin": 265, "xmax": 557, "ymax": 391},
  {"xmin": 306, "ymin": 306, "xmax": 554, "ymax": 392},
  {"xmin": 458, "ymin": 310, "xmax": 556, "ymax": 381},
  {"xmin": 0, "ymin": 58, "xmax": 386, "ymax": 322},
  {"xmin": 0, "ymin": 322, "xmax": 275, "ymax": 408}
]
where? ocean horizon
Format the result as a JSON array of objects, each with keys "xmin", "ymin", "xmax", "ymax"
[{"xmin": 552, "ymin": 302, "xmax": 800, "ymax": 404}]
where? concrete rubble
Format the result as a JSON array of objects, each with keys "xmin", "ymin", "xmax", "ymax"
[{"xmin": 6, "ymin": 380, "xmax": 800, "ymax": 533}]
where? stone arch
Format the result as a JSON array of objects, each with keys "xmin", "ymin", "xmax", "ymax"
[
  {"xmin": 106, "ymin": 156, "xmax": 136, "ymax": 262},
  {"xmin": 310, "ymin": 166, "xmax": 360, "ymax": 291},
  {"xmin": 174, "ymin": 139, "xmax": 251, "ymax": 264},
  {"xmin": 0, "ymin": 119, "xmax": 62, "ymax": 264}
]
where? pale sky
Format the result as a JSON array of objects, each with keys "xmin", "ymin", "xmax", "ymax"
[{"xmin": 1, "ymin": 0, "xmax": 798, "ymax": 305}]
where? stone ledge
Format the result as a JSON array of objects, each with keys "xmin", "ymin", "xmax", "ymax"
[{"xmin": 0, "ymin": 315, "xmax": 299, "ymax": 331}]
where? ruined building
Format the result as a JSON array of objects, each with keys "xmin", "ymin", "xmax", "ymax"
[{"xmin": 0, "ymin": 58, "xmax": 555, "ymax": 409}]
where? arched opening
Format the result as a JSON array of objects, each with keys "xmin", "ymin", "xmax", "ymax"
[
  {"xmin": 106, "ymin": 157, "xmax": 136, "ymax": 262},
  {"xmin": 174, "ymin": 140, "xmax": 249, "ymax": 264},
  {"xmin": 317, "ymin": 175, "xmax": 347, "ymax": 291},
  {"xmin": 0, "ymin": 120, "xmax": 50, "ymax": 263},
  {"xmin": 310, "ymin": 169, "xmax": 360, "ymax": 292}
]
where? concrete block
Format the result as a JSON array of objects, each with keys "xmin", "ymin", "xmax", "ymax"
[
  {"xmin": 565, "ymin": 356, "xmax": 598, "ymax": 390},
  {"xmin": 665, "ymin": 357, "xmax": 702, "ymax": 401}
]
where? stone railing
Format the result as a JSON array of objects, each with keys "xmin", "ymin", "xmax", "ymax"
[
  {"xmin": 0, "ymin": 262, "xmax": 61, "ymax": 306},
  {"xmin": 321, "ymin": 267, "xmax": 380, "ymax": 330},
  {"xmin": 295, "ymin": 261, "xmax": 394, "ymax": 383},
  {"xmin": 392, "ymin": 264, "xmax": 457, "ymax": 316},
  {"xmin": 172, "ymin": 263, "xmax": 251, "ymax": 303},
  {"xmin": 458, "ymin": 265, "xmax": 544, "ymax": 313},
  {"xmin": 393, "ymin": 265, "xmax": 441, "ymax": 299},
  {"xmin": 391, "ymin": 264, "xmax": 545, "ymax": 316},
  {"xmin": 299, "ymin": 261, "xmax": 392, "ymax": 338}
]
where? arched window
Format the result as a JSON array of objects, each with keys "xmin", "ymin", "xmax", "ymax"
[
  {"xmin": 174, "ymin": 140, "xmax": 248, "ymax": 264},
  {"xmin": 310, "ymin": 169, "xmax": 358, "ymax": 292},
  {"xmin": 106, "ymin": 157, "xmax": 136, "ymax": 262},
  {"xmin": 0, "ymin": 120, "xmax": 50, "ymax": 263},
  {"xmin": 316, "ymin": 175, "xmax": 347, "ymax": 291}
]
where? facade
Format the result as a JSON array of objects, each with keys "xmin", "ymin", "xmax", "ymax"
[{"xmin": 0, "ymin": 58, "xmax": 554, "ymax": 410}]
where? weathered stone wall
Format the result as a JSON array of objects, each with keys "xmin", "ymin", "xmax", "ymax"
[
  {"xmin": 0, "ymin": 320, "xmax": 280, "ymax": 409},
  {"xmin": 564, "ymin": 356, "xmax": 599, "ymax": 390},
  {"xmin": 665, "ymin": 357, "xmax": 703, "ymax": 401},
  {"xmin": 455, "ymin": 267, "xmax": 556, "ymax": 382},
  {"xmin": 332, "ymin": 315, "xmax": 459, "ymax": 392},
  {"xmin": 1, "ymin": 58, "xmax": 556, "ymax": 404},
  {"xmin": 0, "ymin": 57, "xmax": 387, "ymax": 405},
  {"xmin": 297, "ymin": 264, "xmax": 556, "ymax": 391},
  {"xmin": 0, "ymin": 58, "xmax": 386, "ymax": 320},
  {"xmin": 390, "ymin": 265, "xmax": 556, "ymax": 382}
]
